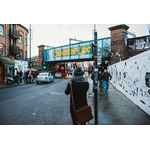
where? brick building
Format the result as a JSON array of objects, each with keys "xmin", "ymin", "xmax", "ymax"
[
  {"xmin": 109, "ymin": 24, "xmax": 150, "ymax": 64},
  {"xmin": 0, "ymin": 24, "xmax": 28, "ymax": 81},
  {"xmin": 37, "ymin": 45, "xmax": 44, "ymax": 67},
  {"xmin": 109, "ymin": 24, "xmax": 129, "ymax": 64},
  {"xmin": 0, "ymin": 24, "xmax": 28, "ymax": 60},
  {"xmin": 28, "ymin": 56, "xmax": 39, "ymax": 68}
]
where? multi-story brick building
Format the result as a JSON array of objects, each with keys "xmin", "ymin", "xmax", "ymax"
[
  {"xmin": 37, "ymin": 45, "xmax": 44, "ymax": 67},
  {"xmin": 0, "ymin": 24, "xmax": 28, "ymax": 81},
  {"xmin": 0, "ymin": 24, "xmax": 28, "ymax": 60}
]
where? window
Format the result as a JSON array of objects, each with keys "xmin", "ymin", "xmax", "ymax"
[
  {"xmin": 11, "ymin": 39, "xmax": 14, "ymax": 45},
  {"xmin": 0, "ymin": 25, "xmax": 4, "ymax": 36},
  {"xmin": 25, "ymin": 51, "xmax": 27, "ymax": 59},
  {"xmin": 10, "ymin": 24, "xmax": 14, "ymax": 34},
  {"xmin": 0, "ymin": 44, "xmax": 5, "ymax": 56},
  {"xmin": 25, "ymin": 38, "xmax": 27, "ymax": 46},
  {"xmin": 19, "ymin": 49, "xmax": 23, "ymax": 58},
  {"xmin": 19, "ymin": 35, "xmax": 22, "ymax": 43}
]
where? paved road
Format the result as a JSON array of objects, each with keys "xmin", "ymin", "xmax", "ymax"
[{"xmin": 0, "ymin": 78, "xmax": 73, "ymax": 125}]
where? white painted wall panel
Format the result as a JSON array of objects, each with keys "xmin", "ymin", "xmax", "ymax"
[{"xmin": 108, "ymin": 50, "xmax": 150, "ymax": 115}]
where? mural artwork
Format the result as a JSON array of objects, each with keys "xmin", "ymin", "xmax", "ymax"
[{"xmin": 108, "ymin": 50, "xmax": 150, "ymax": 116}]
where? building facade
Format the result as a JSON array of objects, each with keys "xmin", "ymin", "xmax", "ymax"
[
  {"xmin": 38, "ymin": 45, "xmax": 44, "ymax": 67},
  {"xmin": 0, "ymin": 24, "xmax": 28, "ymax": 81},
  {"xmin": 127, "ymin": 35, "xmax": 150, "ymax": 58},
  {"xmin": 28, "ymin": 56, "xmax": 39, "ymax": 68},
  {"xmin": 108, "ymin": 24, "xmax": 129, "ymax": 64},
  {"xmin": 0, "ymin": 24, "xmax": 28, "ymax": 60}
]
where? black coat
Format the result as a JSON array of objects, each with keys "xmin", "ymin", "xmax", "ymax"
[
  {"xmin": 65, "ymin": 81, "xmax": 89, "ymax": 113},
  {"xmin": 102, "ymin": 72, "xmax": 112, "ymax": 82},
  {"xmin": 98, "ymin": 73, "xmax": 103, "ymax": 81},
  {"xmin": 91, "ymin": 72, "xmax": 94, "ymax": 81}
]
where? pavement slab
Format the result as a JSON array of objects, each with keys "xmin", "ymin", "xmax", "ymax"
[{"xmin": 87, "ymin": 77, "xmax": 150, "ymax": 125}]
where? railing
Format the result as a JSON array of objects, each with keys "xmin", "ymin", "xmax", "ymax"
[
  {"xmin": 9, "ymin": 45, "xmax": 20, "ymax": 54},
  {"xmin": 9, "ymin": 28, "xmax": 20, "ymax": 39}
]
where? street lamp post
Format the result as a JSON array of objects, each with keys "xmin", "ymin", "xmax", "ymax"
[
  {"xmin": 93, "ymin": 24, "xmax": 98, "ymax": 125},
  {"xmin": 30, "ymin": 24, "xmax": 31, "ymax": 69}
]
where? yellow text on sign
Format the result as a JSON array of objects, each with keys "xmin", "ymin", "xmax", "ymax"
[{"xmin": 53, "ymin": 46, "xmax": 91, "ymax": 58}]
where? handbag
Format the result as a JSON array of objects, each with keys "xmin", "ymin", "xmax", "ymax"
[{"xmin": 70, "ymin": 82, "xmax": 93, "ymax": 125}]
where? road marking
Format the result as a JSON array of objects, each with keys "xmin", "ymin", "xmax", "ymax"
[
  {"xmin": 50, "ymin": 92, "xmax": 65, "ymax": 95},
  {"xmin": 50, "ymin": 79, "xmax": 69, "ymax": 88}
]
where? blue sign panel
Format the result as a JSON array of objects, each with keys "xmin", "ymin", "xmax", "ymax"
[{"xmin": 44, "ymin": 37, "xmax": 111, "ymax": 62}]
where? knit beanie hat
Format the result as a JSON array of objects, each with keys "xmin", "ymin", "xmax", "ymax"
[{"xmin": 74, "ymin": 67, "xmax": 84, "ymax": 76}]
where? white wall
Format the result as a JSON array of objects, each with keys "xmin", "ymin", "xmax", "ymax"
[
  {"xmin": 13, "ymin": 60, "xmax": 28, "ymax": 74},
  {"xmin": 108, "ymin": 50, "xmax": 150, "ymax": 116}
]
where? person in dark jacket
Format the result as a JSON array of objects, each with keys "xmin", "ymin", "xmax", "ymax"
[
  {"xmin": 91, "ymin": 70, "xmax": 95, "ymax": 94},
  {"xmin": 19, "ymin": 70, "xmax": 23, "ymax": 83},
  {"xmin": 98, "ymin": 71, "xmax": 103, "ymax": 87},
  {"xmin": 65, "ymin": 67, "xmax": 89, "ymax": 125},
  {"xmin": 102, "ymin": 69, "xmax": 112, "ymax": 96}
]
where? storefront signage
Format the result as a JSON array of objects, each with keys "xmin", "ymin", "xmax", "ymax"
[
  {"xmin": 53, "ymin": 46, "xmax": 91, "ymax": 58},
  {"xmin": 44, "ymin": 37, "xmax": 111, "ymax": 62}
]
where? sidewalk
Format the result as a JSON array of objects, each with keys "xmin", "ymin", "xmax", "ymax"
[
  {"xmin": 87, "ymin": 77, "xmax": 150, "ymax": 125},
  {"xmin": 0, "ymin": 79, "xmax": 35, "ymax": 89}
]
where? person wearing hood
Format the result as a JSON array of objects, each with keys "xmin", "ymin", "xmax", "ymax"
[{"xmin": 65, "ymin": 67, "xmax": 89, "ymax": 125}]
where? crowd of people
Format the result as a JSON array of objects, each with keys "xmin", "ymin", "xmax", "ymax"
[
  {"xmin": 91, "ymin": 69, "xmax": 112, "ymax": 96},
  {"xmin": 15, "ymin": 69, "xmax": 41, "ymax": 83}
]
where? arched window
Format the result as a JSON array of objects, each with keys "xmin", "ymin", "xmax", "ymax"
[
  {"xmin": 19, "ymin": 35, "xmax": 22, "ymax": 43},
  {"xmin": 19, "ymin": 49, "xmax": 23, "ymax": 59},
  {"xmin": 0, "ymin": 25, "xmax": 4, "ymax": 36}
]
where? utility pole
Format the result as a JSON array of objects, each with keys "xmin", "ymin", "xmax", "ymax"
[
  {"xmin": 94, "ymin": 24, "xmax": 98, "ymax": 125},
  {"xmin": 30, "ymin": 24, "xmax": 31, "ymax": 69},
  {"xmin": 91, "ymin": 24, "xmax": 98, "ymax": 125}
]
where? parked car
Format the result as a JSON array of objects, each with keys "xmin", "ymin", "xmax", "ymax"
[
  {"xmin": 36, "ymin": 73, "xmax": 54, "ymax": 84},
  {"xmin": 54, "ymin": 72, "xmax": 62, "ymax": 78}
]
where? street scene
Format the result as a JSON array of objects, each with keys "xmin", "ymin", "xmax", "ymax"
[
  {"xmin": 0, "ymin": 24, "xmax": 150, "ymax": 125},
  {"xmin": 1, "ymin": 75, "xmax": 150, "ymax": 125}
]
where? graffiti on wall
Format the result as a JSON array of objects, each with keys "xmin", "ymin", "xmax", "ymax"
[
  {"xmin": 108, "ymin": 50, "xmax": 150, "ymax": 115},
  {"xmin": 128, "ymin": 35, "xmax": 150, "ymax": 52}
]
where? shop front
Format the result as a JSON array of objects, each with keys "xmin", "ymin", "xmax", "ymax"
[{"xmin": 0, "ymin": 56, "xmax": 14, "ymax": 81}]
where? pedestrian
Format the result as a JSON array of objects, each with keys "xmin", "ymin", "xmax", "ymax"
[
  {"xmin": 65, "ymin": 67, "xmax": 89, "ymax": 125},
  {"xmin": 25, "ymin": 71, "xmax": 28, "ymax": 83},
  {"xmin": 19, "ymin": 70, "xmax": 23, "ymax": 83},
  {"xmin": 91, "ymin": 70, "xmax": 95, "ymax": 94},
  {"xmin": 98, "ymin": 71, "xmax": 103, "ymax": 87},
  {"xmin": 88, "ymin": 63, "xmax": 93, "ymax": 76},
  {"xmin": 102, "ymin": 69, "xmax": 112, "ymax": 96}
]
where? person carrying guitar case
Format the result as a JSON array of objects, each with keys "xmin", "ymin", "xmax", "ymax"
[{"xmin": 65, "ymin": 67, "xmax": 90, "ymax": 125}]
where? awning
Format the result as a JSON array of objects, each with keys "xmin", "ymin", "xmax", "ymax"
[
  {"xmin": 35, "ymin": 67, "xmax": 43, "ymax": 69},
  {"xmin": 0, "ymin": 57, "xmax": 14, "ymax": 67}
]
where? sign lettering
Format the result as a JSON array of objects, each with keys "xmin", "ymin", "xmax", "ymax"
[{"xmin": 53, "ymin": 46, "xmax": 91, "ymax": 58}]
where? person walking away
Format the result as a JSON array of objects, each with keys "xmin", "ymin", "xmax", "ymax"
[
  {"xmin": 102, "ymin": 69, "xmax": 112, "ymax": 96},
  {"xmin": 98, "ymin": 71, "xmax": 103, "ymax": 87},
  {"xmin": 88, "ymin": 63, "xmax": 93, "ymax": 76},
  {"xmin": 65, "ymin": 67, "xmax": 89, "ymax": 125},
  {"xmin": 25, "ymin": 71, "xmax": 28, "ymax": 83},
  {"xmin": 19, "ymin": 70, "xmax": 23, "ymax": 83},
  {"xmin": 91, "ymin": 70, "xmax": 95, "ymax": 95}
]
